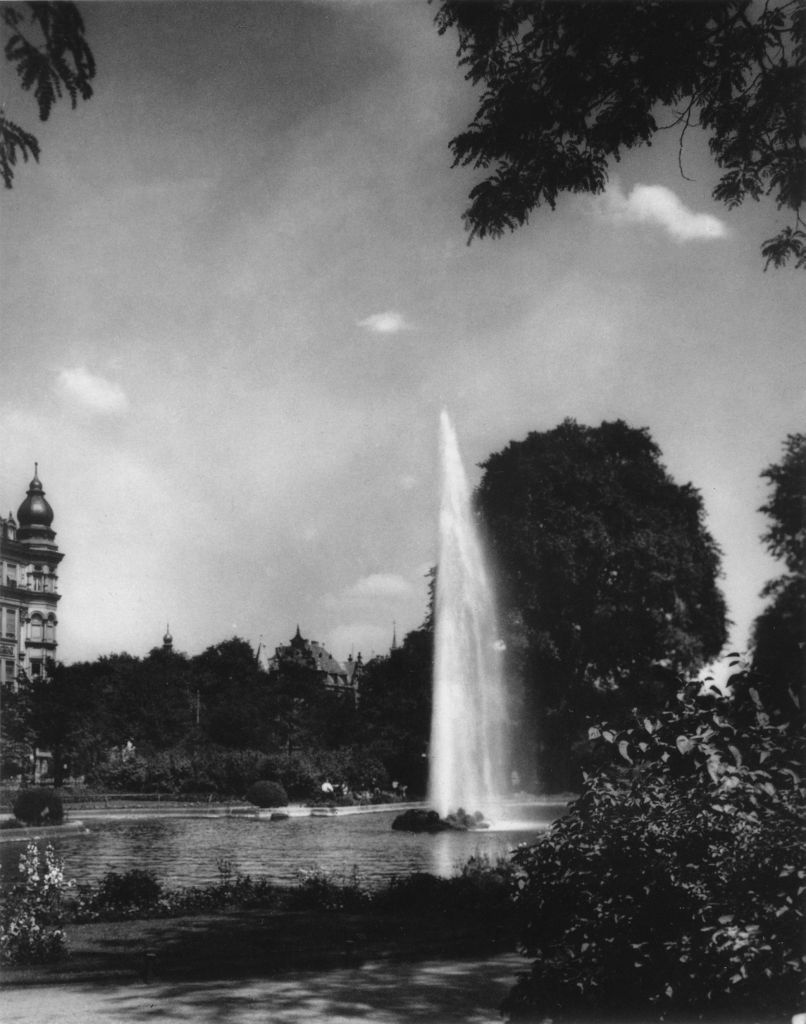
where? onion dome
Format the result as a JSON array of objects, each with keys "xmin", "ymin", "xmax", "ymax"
[{"xmin": 17, "ymin": 464, "xmax": 55, "ymax": 539}]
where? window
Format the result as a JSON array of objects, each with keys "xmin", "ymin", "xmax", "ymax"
[
  {"xmin": 30, "ymin": 659, "xmax": 42, "ymax": 678},
  {"xmin": 4, "ymin": 608, "xmax": 16, "ymax": 638},
  {"xmin": 4, "ymin": 660, "xmax": 15, "ymax": 684},
  {"xmin": 45, "ymin": 620, "xmax": 55, "ymax": 643},
  {"xmin": 31, "ymin": 618, "xmax": 43, "ymax": 642}
]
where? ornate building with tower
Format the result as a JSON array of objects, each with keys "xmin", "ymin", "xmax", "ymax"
[
  {"xmin": 0, "ymin": 466, "xmax": 63, "ymax": 687},
  {"xmin": 261, "ymin": 625, "xmax": 363, "ymax": 697}
]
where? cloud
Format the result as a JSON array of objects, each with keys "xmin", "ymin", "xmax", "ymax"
[
  {"xmin": 602, "ymin": 183, "xmax": 727, "ymax": 241},
  {"xmin": 342, "ymin": 573, "xmax": 413, "ymax": 600},
  {"xmin": 357, "ymin": 311, "xmax": 410, "ymax": 335},
  {"xmin": 56, "ymin": 368, "xmax": 129, "ymax": 414}
]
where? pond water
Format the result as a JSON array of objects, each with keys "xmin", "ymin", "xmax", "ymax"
[{"xmin": 0, "ymin": 803, "xmax": 568, "ymax": 890}]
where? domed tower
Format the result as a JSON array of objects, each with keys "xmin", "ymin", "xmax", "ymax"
[
  {"xmin": 0, "ymin": 465, "xmax": 63, "ymax": 685},
  {"xmin": 17, "ymin": 464, "xmax": 57, "ymax": 547}
]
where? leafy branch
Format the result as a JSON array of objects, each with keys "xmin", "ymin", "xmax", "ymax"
[{"xmin": 1, "ymin": 2, "xmax": 95, "ymax": 188}]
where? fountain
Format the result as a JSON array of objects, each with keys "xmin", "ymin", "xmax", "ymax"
[{"xmin": 427, "ymin": 411, "xmax": 509, "ymax": 823}]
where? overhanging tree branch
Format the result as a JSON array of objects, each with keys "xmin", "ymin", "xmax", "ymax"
[{"xmin": 1, "ymin": 1, "xmax": 95, "ymax": 188}]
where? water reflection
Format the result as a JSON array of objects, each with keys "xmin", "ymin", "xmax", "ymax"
[{"xmin": 0, "ymin": 805, "xmax": 567, "ymax": 889}]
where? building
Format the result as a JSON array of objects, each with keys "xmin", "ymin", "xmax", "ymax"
[
  {"xmin": 0, "ymin": 466, "xmax": 63, "ymax": 687},
  {"xmin": 263, "ymin": 625, "xmax": 363, "ymax": 697}
]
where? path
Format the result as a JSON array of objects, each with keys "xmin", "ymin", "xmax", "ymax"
[{"xmin": 1, "ymin": 952, "xmax": 524, "ymax": 1023}]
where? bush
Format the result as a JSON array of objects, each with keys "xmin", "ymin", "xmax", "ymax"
[
  {"xmin": 245, "ymin": 779, "xmax": 288, "ymax": 808},
  {"xmin": 287, "ymin": 866, "xmax": 370, "ymax": 913},
  {"xmin": 0, "ymin": 842, "xmax": 72, "ymax": 964},
  {"xmin": 503, "ymin": 662, "xmax": 805, "ymax": 1021},
  {"xmin": 94, "ymin": 869, "xmax": 163, "ymax": 916},
  {"xmin": 12, "ymin": 789, "xmax": 64, "ymax": 826}
]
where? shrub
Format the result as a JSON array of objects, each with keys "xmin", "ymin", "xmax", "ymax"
[
  {"xmin": 257, "ymin": 753, "xmax": 319, "ymax": 800},
  {"xmin": 12, "ymin": 789, "xmax": 64, "ymax": 826},
  {"xmin": 503, "ymin": 661, "xmax": 805, "ymax": 1021},
  {"xmin": 376, "ymin": 861, "xmax": 515, "ymax": 921},
  {"xmin": 245, "ymin": 779, "xmax": 288, "ymax": 808},
  {"xmin": 0, "ymin": 842, "xmax": 72, "ymax": 964},
  {"xmin": 288, "ymin": 866, "xmax": 370, "ymax": 913},
  {"xmin": 95, "ymin": 869, "xmax": 163, "ymax": 916}
]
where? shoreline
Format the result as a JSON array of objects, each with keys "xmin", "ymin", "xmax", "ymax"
[{"xmin": 0, "ymin": 795, "xmax": 570, "ymax": 843}]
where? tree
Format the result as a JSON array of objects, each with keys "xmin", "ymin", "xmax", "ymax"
[
  {"xmin": 356, "ymin": 625, "xmax": 434, "ymax": 794},
  {"xmin": 476, "ymin": 419, "xmax": 728, "ymax": 790},
  {"xmin": 751, "ymin": 433, "xmax": 805, "ymax": 700},
  {"xmin": 192, "ymin": 637, "xmax": 273, "ymax": 750},
  {"xmin": 1, "ymin": 2, "xmax": 95, "ymax": 188},
  {"xmin": 0, "ymin": 660, "xmax": 99, "ymax": 785},
  {"xmin": 434, "ymin": 0, "xmax": 805, "ymax": 268}
]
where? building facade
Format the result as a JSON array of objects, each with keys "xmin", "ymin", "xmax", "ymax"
[{"xmin": 0, "ymin": 466, "xmax": 63, "ymax": 687}]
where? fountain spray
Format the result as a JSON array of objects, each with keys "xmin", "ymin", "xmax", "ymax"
[{"xmin": 428, "ymin": 411, "xmax": 509, "ymax": 820}]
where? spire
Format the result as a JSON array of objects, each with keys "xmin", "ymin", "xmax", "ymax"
[
  {"xmin": 163, "ymin": 623, "xmax": 173, "ymax": 651},
  {"xmin": 391, "ymin": 620, "xmax": 398, "ymax": 651}
]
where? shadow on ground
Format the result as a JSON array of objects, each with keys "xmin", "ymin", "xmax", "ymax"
[{"xmin": 1, "ymin": 954, "xmax": 525, "ymax": 1024}]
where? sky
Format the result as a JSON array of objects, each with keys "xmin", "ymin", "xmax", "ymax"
[{"xmin": 1, "ymin": 1, "xmax": 803, "ymax": 668}]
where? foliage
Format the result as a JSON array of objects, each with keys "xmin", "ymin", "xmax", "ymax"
[
  {"xmin": 1, "ymin": 624, "xmax": 431, "ymax": 802},
  {"xmin": 287, "ymin": 866, "xmax": 371, "ymax": 913},
  {"xmin": 1, "ymin": 2, "xmax": 95, "ymax": 188},
  {"xmin": 751, "ymin": 433, "xmax": 805, "ymax": 713},
  {"xmin": 758, "ymin": 433, "xmax": 806, "ymax": 574},
  {"xmin": 12, "ymin": 788, "xmax": 63, "ymax": 825},
  {"xmin": 376, "ymin": 857, "xmax": 515, "ymax": 923},
  {"xmin": 0, "ymin": 842, "xmax": 72, "ymax": 964},
  {"xmin": 435, "ymin": 0, "xmax": 805, "ymax": 269},
  {"xmin": 503, "ymin": 662, "xmax": 805, "ymax": 1020},
  {"xmin": 94, "ymin": 869, "xmax": 163, "ymax": 916},
  {"xmin": 87, "ymin": 746, "xmax": 268, "ymax": 796},
  {"xmin": 245, "ymin": 779, "xmax": 288, "ymax": 808},
  {"xmin": 69, "ymin": 863, "xmax": 280, "ymax": 923},
  {"xmin": 476, "ymin": 418, "xmax": 727, "ymax": 790},
  {"xmin": 355, "ymin": 624, "xmax": 433, "ymax": 794}
]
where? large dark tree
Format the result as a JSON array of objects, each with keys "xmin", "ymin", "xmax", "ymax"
[
  {"xmin": 476, "ymin": 419, "xmax": 728, "ymax": 790},
  {"xmin": 0, "ymin": 659, "xmax": 100, "ymax": 785},
  {"xmin": 435, "ymin": 0, "xmax": 805, "ymax": 268},
  {"xmin": 192, "ymin": 637, "xmax": 274, "ymax": 751},
  {"xmin": 751, "ymin": 433, "xmax": 805, "ymax": 704},
  {"xmin": 1, "ymin": 2, "xmax": 95, "ymax": 188},
  {"xmin": 356, "ymin": 625, "xmax": 434, "ymax": 795}
]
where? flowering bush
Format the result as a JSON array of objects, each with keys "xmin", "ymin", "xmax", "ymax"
[
  {"xmin": 1, "ymin": 841, "xmax": 73, "ymax": 964},
  {"xmin": 503, "ymin": 662, "xmax": 805, "ymax": 1021}
]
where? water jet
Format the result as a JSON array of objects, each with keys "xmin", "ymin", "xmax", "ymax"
[{"xmin": 427, "ymin": 411, "xmax": 510, "ymax": 823}]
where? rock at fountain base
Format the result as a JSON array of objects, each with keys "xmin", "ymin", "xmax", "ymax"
[
  {"xmin": 391, "ymin": 808, "xmax": 491, "ymax": 833},
  {"xmin": 444, "ymin": 808, "xmax": 491, "ymax": 831},
  {"xmin": 391, "ymin": 809, "xmax": 451, "ymax": 833}
]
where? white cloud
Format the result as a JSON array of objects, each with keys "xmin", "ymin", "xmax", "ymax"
[
  {"xmin": 357, "ymin": 311, "xmax": 410, "ymax": 335},
  {"xmin": 342, "ymin": 572, "xmax": 413, "ymax": 600},
  {"xmin": 56, "ymin": 367, "xmax": 129, "ymax": 414},
  {"xmin": 601, "ymin": 183, "xmax": 727, "ymax": 242}
]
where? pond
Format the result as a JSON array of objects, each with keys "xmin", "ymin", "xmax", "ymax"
[{"xmin": 0, "ymin": 802, "xmax": 568, "ymax": 890}]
